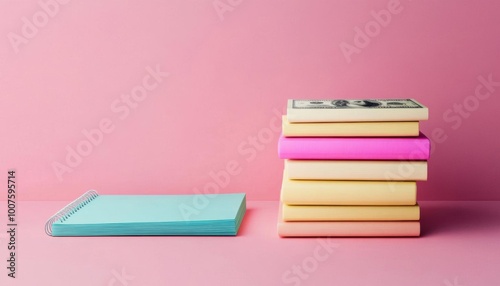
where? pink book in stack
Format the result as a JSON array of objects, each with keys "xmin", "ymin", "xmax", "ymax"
[{"xmin": 278, "ymin": 132, "xmax": 430, "ymax": 160}]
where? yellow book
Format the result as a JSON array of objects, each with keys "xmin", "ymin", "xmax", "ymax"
[
  {"xmin": 285, "ymin": 160, "xmax": 428, "ymax": 181},
  {"xmin": 277, "ymin": 205, "xmax": 420, "ymax": 237},
  {"xmin": 281, "ymin": 176, "xmax": 416, "ymax": 205},
  {"xmin": 282, "ymin": 203, "xmax": 420, "ymax": 221},
  {"xmin": 282, "ymin": 116, "xmax": 419, "ymax": 137}
]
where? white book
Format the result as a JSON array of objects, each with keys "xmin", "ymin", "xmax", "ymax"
[
  {"xmin": 287, "ymin": 99, "xmax": 428, "ymax": 122},
  {"xmin": 285, "ymin": 160, "xmax": 428, "ymax": 181}
]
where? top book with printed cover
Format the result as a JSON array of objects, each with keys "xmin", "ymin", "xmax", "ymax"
[{"xmin": 287, "ymin": 99, "xmax": 428, "ymax": 122}]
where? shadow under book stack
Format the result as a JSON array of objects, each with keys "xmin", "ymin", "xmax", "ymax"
[{"xmin": 277, "ymin": 99, "xmax": 430, "ymax": 237}]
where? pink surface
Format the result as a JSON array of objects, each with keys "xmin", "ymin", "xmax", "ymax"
[
  {"xmin": 1, "ymin": 0, "xmax": 500, "ymax": 201},
  {"xmin": 278, "ymin": 133, "xmax": 430, "ymax": 160},
  {"xmin": 0, "ymin": 201, "xmax": 499, "ymax": 286}
]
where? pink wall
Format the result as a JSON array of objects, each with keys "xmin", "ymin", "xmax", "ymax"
[{"xmin": 1, "ymin": 0, "xmax": 499, "ymax": 201}]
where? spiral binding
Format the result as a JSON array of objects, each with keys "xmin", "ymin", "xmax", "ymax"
[{"xmin": 45, "ymin": 190, "xmax": 99, "ymax": 236}]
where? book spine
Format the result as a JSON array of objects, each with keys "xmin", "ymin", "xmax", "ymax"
[
  {"xmin": 281, "ymin": 179, "xmax": 416, "ymax": 205},
  {"xmin": 278, "ymin": 221, "xmax": 420, "ymax": 237},
  {"xmin": 285, "ymin": 160, "xmax": 428, "ymax": 181},
  {"xmin": 282, "ymin": 204, "xmax": 420, "ymax": 221},
  {"xmin": 287, "ymin": 107, "xmax": 429, "ymax": 122},
  {"xmin": 279, "ymin": 134, "xmax": 430, "ymax": 160},
  {"xmin": 282, "ymin": 116, "xmax": 420, "ymax": 137},
  {"xmin": 45, "ymin": 190, "xmax": 99, "ymax": 236}
]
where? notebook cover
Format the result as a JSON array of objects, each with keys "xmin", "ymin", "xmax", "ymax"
[{"xmin": 47, "ymin": 192, "xmax": 246, "ymax": 236}]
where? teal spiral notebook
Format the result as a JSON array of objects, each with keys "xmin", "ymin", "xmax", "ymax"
[{"xmin": 45, "ymin": 191, "xmax": 246, "ymax": 236}]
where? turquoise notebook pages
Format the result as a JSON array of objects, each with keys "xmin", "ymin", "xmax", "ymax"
[{"xmin": 45, "ymin": 191, "xmax": 246, "ymax": 236}]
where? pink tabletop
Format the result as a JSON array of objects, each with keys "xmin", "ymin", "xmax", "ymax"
[{"xmin": 0, "ymin": 200, "xmax": 499, "ymax": 286}]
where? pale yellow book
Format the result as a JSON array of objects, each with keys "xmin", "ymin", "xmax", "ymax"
[
  {"xmin": 282, "ymin": 203, "xmax": 420, "ymax": 221},
  {"xmin": 281, "ymin": 176, "xmax": 416, "ymax": 205},
  {"xmin": 285, "ymin": 160, "xmax": 428, "ymax": 181},
  {"xmin": 277, "ymin": 205, "xmax": 420, "ymax": 237},
  {"xmin": 277, "ymin": 220, "xmax": 420, "ymax": 237},
  {"xmin": 282, "ymin": 116, "xmax": 419, "ymax": 137}
]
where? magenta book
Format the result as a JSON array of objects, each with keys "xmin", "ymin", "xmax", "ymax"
[{"xmin": 278, "ymin": 133, "xmax": 430, "ymax": 160}]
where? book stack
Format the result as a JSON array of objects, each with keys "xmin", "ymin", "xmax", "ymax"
[{"xmin": 277, "ymin": 99, "xmax": 430, "ymax": 237}]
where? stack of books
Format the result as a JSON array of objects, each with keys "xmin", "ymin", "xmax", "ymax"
[{"xmin": 277, "ymin": 99, "xmax": 429, "ymax": 237}]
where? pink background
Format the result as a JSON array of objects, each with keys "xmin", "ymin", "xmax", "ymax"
[
  {"xmin": 1, "ymin": 2, "xmax": 500, "ymax": 286},
  {"xmin": 2, "ymin": 0, "xmax": 500, "ymax": 201}
]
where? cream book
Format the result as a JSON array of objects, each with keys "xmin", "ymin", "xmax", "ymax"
[
  {"xmin": 285, "ymin": 160, "xmax": 428, "ymax": 181},
  {"xmin": 277, "ymin": 220, "xmax": 420, "ymax": 237},
  {"xmin": 281, "ymin": 176, "xmax": 416, "ymax": 205},
  {"xmin": 282, "ymin": 116, "xmax": 419, "ymax": 137},
  {"xmin": 287, "ymin": 99, "xmax": 428, "ymax": 122},
  {"xmin": 282, "ymin": 203, "xmax": 420, "ymax": 221}
]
